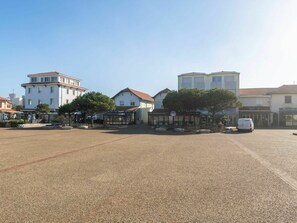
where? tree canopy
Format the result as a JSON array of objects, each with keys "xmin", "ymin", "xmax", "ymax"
[
  {"xmin": 71, "ymin": 91, "xmax": 115, "ymax": 115},
  {"xmin": 163, "ymin": 88, "xmax": 241, "ymax": 122},
  {"xmin": 163, "ymin": 89, "xmax": 205, "ymax": 112},
  {"xmin": 36, "ymin": 103, "xmax": 50, "ymax": 114},
  {"xmin": 204, "ymin": 88, "xmax": 241, "ymax": 123}
]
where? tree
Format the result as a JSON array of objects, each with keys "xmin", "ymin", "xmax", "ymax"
[
  {"xmin": 58, "ymin": 103, "xmax": 75, "ymax": 125},
  {"xmin": 203, "ymin": 88, "xmax": 241, "ymax": 124},
  {"xmin": 163, "ymin": 89, "xmax": 205, "ymax": 112},
  {"xmin": 71, "ymin": 92, "xmax": 115, "ymax": 125},
  {"xmin": 13, "ymin": 104, "xmax": 23, "ymax": 111},
  {"xmin": 35, "ymin": 103, "xmax": 50, "ymax": 122},
  {"xmin": 36, "ymin": 103, "xmax": 50, "ymax": 114}
]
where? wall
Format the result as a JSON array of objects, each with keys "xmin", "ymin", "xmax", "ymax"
[
  {"xmin": 270, "ymin": 94, "xmax": 297, "ymax": 113},
  {"xmin": 154, "ymin": 92, "xmax": 168, "ymax": 109},
  {"xmin": 114, "ymin": 92, "xmax": 141, "ymax": 107},
  {"xmin": 240, "ymin": 96, "xmax": 271, "ymax": 107}
]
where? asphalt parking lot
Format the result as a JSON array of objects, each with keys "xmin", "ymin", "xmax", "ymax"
[{"xmin": 1, "ymin": 128, "xmax": 297, "ymax": 222}]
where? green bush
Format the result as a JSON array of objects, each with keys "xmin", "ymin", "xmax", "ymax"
[{"xmin": 0, "ymin": 119, "xmax": 26, "ymax": 127}]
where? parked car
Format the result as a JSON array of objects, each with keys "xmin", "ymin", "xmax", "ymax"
[{"xmin": 237, "ymin": 118, "xmax": 254, "ymax": 132}]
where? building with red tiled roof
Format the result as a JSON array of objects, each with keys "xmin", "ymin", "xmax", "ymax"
[
  {"xmin": 110, "ymin": 88, "xmax": 154, "ymax": 124},
  {"xmin": 239, "ymin": 85, "xmax": 297, "ymax": 127},
  {"xmin": 0, "ymin": 97, "xmax": 15, "ymax": 120}
]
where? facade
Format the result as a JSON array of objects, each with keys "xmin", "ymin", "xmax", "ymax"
[
  {"xmin": 0, "ymin": 97, "xmax": 15, "ymax": 120},
  {"xmin": 178, "ymin": 71, "xmax": 240, "ymax": 124},
  {"xmin": 21, "ymin": 72, "xmax": 87, "ymax": 111},
  {"xmin": 239, "ymin": 88, "xmax": 275, "ymax": 127},
  {"xmin": 239, "ymin": 85, "xmax": 297, "ymax": 127},
  {"xmin": 153, "ymin": 88, "xmax": 171, "ymax": 109},
  {"xmin": 178, "ymin": 71, "xmax": 240, "ymax": 96},
  {"xmin": 108, "ymin": 88, "xmax": 154, "ymax": 124}
]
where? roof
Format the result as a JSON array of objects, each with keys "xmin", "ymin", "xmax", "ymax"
[
  {"xmin": 270, "ymin": 85, "xmax": 297, "ymax": 94},
  {"xmin": 240, "ymin": 88, "xmax": 276, "ymax": 96},
  {"xmin": 153, "ymin": 88, "xmax": 171, "ymax": 98},
  {"xmin": 0, "ymin": 108, "xmax": 16, "ymax": 113},
  {"xmin": 113, "ymin": 88, "xmax": 154, "ymax": 102},
  {"xmin": 21, "ymin": 82, "xmax": 88, "ymax": 91},
  {"xmin": 115, "ymin": 106, "xmax": 139, "ymax": 112},
  {"xmin": 240, "ymin": 85, "xmax": 297, "ymax": 96},
  {"xmin": 0, "ymin": 97, "xmax": 12, "ymax": 102},
  {"xmin": 28, "ymin": 72, "xmax": 81, "ymax": 81},
  {"xmin": 178, "ymin": 71, "xmax": 239, "ymax": 77}
]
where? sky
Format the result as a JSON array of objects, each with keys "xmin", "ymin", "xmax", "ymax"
[{"xmin": 1, "ymin": 0, "xmax": 297, "ymax": 98}]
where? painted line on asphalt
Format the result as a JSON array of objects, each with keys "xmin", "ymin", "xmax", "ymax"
[
  {"xmin": 228, "ymin": 137, "xmax": 297, "ymax": 191},
  {"xmin": 0, "ymin": 136, "xmax": 133, "ymax": 174}
]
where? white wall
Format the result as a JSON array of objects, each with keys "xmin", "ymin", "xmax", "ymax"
[
  {"xmin": 239, "ymin": 96, "xmax": 271, "ymax": 107},
  {"xmin": 270, "ymin": 94, "xmax": 297, "ymax": 113},
  {"xmin": 154, "ymin": 92, "xmax": 168, "ymax": 109},
  {"xmin": 24, "ymin": 85, "xmax": 84, "ymax": 110},
  {"xmin": 178, "ymin": 72, "xmax": 240, "ymax": 96},
  {"xmin": 114, "ymin": 92, "xmax": 141, "ymax": 107}
]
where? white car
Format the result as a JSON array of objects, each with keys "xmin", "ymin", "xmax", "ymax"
[{"xmin": 237, "ymin": 118, "xmax": 254, "ymax": 132}]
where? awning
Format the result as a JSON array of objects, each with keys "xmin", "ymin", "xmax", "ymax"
[{"xmin": 0, "ymin": 109, "xmax": 16, "ymax": 113}]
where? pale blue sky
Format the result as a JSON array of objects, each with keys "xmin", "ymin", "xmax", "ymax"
[{"xmin": 1, "ymin": 0, "xmax": 297, "ymax": 98}]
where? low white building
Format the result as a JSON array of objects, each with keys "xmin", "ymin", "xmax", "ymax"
[
  {"xmin": 21, "ymin": 72, "xmax": 87, "ymax": 111},
  {"xmin": 153, "ymin": 88, "xmax": 171, "ymax": 109},
  {"xmin": 239, "ymin": 85, "xmax": 297, "ymax": 127},
  {"xmin": 111, "ymin": 88, "xmax": 154, "ymax": 124}
]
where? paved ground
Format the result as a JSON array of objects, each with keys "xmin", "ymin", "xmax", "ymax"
[{"xmin": 1, "ymin": 128, "xmax": 297, "ymax": 222}]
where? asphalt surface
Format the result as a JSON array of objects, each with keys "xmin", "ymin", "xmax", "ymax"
[{"xmin": 1, "ymin": 128, "xmax": 297, "ymax": 222}]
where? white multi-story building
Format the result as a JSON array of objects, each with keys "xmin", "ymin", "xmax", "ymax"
[
  {"xmin": 178, "ymin": 71, "xmax": 240, "ymax": 96},
  {"xmin": 178, "ymin": 71, "xmax": 240, "ymax": 124},
  {"xmin": 21, "ymin": 72, "xmax": 87, "ymax": 111}
]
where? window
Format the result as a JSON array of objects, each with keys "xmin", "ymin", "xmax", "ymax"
[
  {"xmin": 181, "ymin": 77, "xmax": 192, "ymax": 89},
  {"xmin": 212, "ymin": 76, "xmax": 222, "ymax": 83},
  {"xmin": 38, "ymin": 87, "xmax": 41, "ymax": 93},
  {"xmin": 66, "ymin": 88, "xmax": 69, "ymax": 94},
  {"xmin": 50, "ymin": 98, "xmax": 54, "ymax": 105},
  {"xmin": 211, "ymin": 76, "xmax": 222, "ymax": 88},
  {"xmin": 50, "ymin": 86, "xmax": 54, "ymax": 93},
  {"xmin": 44, "ymin": 77, "xmax": 50, "ymax": 82},
  {"xmin": 120, "ymin": 101, "xmax": 124, "ymax": 106},
  {"xmin": 130, "ymin": 101, "xmax": 135, "ymax": 106},
  {"xmin": 28, "ymin": 99, "xmax": 32, "ymax": 105},
  {"xmin": 285, "ymin": 96, "xmax": 292, "ymax": 104},
  {"xmin": 28, "ymin": 88, "xmax": 31, "ymax": 94},
  {"xmin": 194, "ymin": 77, "xmax": 205, "ymax": 89},
  {"xmin": 38, "ymin": 99, "xmax": 41, "ymax": 105},
  {"xmin": 51, "ymin": 77, "xmax": 57, "ymax": 82},
  {"xmin": 31, "ymin": 77, "xmax": 37, "ymax": 82},
  {"xmin": 66, "ymin": 99, "xmax": 69, "ymax": 104},
  {"xmin": 41, "ymin": 77, "xmax": 44, "ymax": 82},
  {"xmin": 73, "ymin": 90, "xmax": 75, "ymax": 95}
]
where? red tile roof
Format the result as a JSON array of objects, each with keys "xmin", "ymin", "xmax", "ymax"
[
  {"xmin": 240, "ymin": 88, "xmax": 275, "ymax": 96},
  {"xmin": 270, "ymin": 85, "xmax": 297, "ymax": 94},
  {"xmin": 0, "ymin": 108, "xmax": 16, "ymax": 113},
  {"xmin": 240, "ymin": 85, "xmax": 297, "ymax": 96},
  {"xmin": 0, "ymin": 96, "xmax": 9, "ymax": 101},
  {"xmin": 153, "ymin": 88, "xmax": 171, "ymax": 98},
  {"xmin": 113, "ymin": 88, "xmax": 154, "ymax": 102}
]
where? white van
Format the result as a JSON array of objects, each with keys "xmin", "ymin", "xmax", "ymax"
[{"xmin": 237, "ymin": 118, "xmax": 254, "ymax": 132}]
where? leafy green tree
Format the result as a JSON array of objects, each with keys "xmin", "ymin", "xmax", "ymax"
[
  {"xmin": 203, "ymin": 88, "xmax": 241, "ymax": 124},
  {"xmin": 36, "ymin": 103, "xmax": 50, "ymax": 114},
  {"xmin": 163, "ymin": 89, "xmax": 205, "ymax": 112},
  {"xmin": 71, "ymin": 92, "xmax": 115, "ymax": 125},
  {"xmin": 35, "ymin": 103, "xmax": 50, "ymax": 122},
  {"xmin": 58, "ymin": 103, "xmax": 75, "ymax": 125},
  {"xmin": 13, "ymin": 104, "xmax": 23, "ymax": 111}
]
